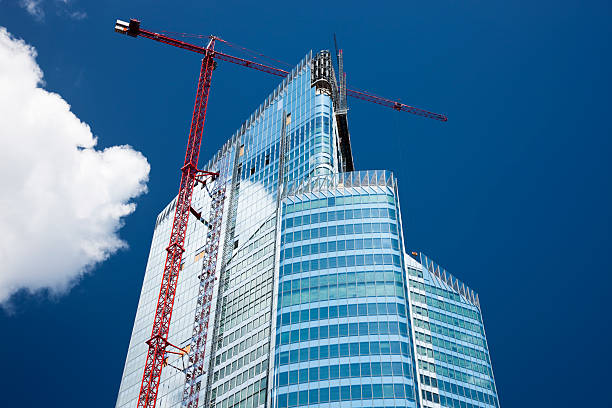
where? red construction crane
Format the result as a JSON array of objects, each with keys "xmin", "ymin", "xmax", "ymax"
[{"xmin": 114, "ymin": 18, "xmax": 446, "ymax": 408}]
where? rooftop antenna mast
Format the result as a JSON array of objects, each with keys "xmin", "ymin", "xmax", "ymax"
[{"xmin": 333, "ymin": 33, "xmax": 347, "ymax": 114}]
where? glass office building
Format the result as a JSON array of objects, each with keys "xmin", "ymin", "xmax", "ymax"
[
  {"xmin": 116, "ymin": 51, "xmax": 499, "ymax": 408},
  {"xmin": 405, "ymin": 254, "xmax": 499, "ymax": 408}
]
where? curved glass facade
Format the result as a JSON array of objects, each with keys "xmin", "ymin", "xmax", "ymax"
[{"xmin": 273, "ymin": 178, "xmax": 418, "ymax": 408}]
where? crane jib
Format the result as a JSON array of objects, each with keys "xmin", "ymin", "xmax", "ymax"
[{"xmin": 115, "ymin": 18, "xmax": 447, "ymax": 121}]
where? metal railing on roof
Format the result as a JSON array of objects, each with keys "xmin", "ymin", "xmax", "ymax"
[
  {"xmin": 418, "ymin": 252, "xmax": 480, "ymax": 309},
  {"xmin": 283, "ymin": 170, "xmax": 396, "ymax": 197}
]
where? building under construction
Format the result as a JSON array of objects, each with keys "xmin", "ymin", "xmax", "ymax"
[{"xmin": 114, "ymin": 19, "xmax": 499, "ymax": 408}]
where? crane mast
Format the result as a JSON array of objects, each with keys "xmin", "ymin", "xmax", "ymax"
[
  {"xmin": 114, "ymin": 17, "xmax": 446, "ymax": 408},
  {"xmin": 133, "ymin": 35, "xmax": 218, "ymax": 408}
]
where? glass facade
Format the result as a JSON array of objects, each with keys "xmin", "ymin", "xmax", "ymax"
[
  {"xmin": 116, "ymin": 51, "xmax": 499, "ymax": 408},
  {"xmin": 274, "ymin": 172, "xmax": 417, "ymax": 408},
  {"xmin": 405, "ymin": 254, "xmax": 499, "ymax": 408}
]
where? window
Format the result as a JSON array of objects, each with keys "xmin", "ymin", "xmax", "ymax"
[
  {"xmin": 341, "ymin": 386, "xmax": 350, "ymax": 401},
  {"xmin": 319, "ymin": 366, "xmax": 329, "ymax": 380},
  {"xmin": 288, "ymin": 391, "xmax": 297, "ymax": 407},
  {"xmin": 340, "ymin": 364, "xmax": 350, "ymax": 377},
  {"xmin": 320, "ymin": 388, "xmax": 329, "ymax": 403},
  {"xmin": 309, "ymin": 389, "xmax": 318, "ymax": 404},
  {"xmin": 372, "ymin": 384, "xmax": 383, "ymax": 398},
  {"xmin": 330, "ymin": 386, "xmax": 339, "ymax": 402},
  {"xmin": 298, "ymin": 368, "xmax": 308, "ymax": 383},
  {"xmin": 330, "ymin": 365, "xmax": 339, "ymax": 379},
  {"xmin": 298, "ymin": 390, "xmax": 308, "ymax": 406}
]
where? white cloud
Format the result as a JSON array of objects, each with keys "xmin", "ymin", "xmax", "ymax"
[
  {"xmin": 19, "ymin": 0, "xmax": 87, "ymax": 21},
  {"xmin": 68, "ymin": 10, "xmax": 87, "ymax": 20},
  {"xmin": 0, "ymin": 27, "xmax": 150, "ymax": 304},
  {"xmin": 234, "ymin": 180, "xmax": 276, "ymax": 244},
  {"xmin": 19, "ymin": 0, "xmax": 44, "ymax": 20}
]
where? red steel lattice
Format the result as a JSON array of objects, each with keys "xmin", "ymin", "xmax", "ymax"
[{"xmin": 136, "ymin": 41, "xmax": 217, "ymax": 408}]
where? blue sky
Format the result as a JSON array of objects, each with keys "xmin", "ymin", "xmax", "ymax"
[{"xmin": 0, "ymin": 1, "xmax": 610, "ymax": 407}]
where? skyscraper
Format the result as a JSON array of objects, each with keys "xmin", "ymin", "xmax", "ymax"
[{"xmin": 116, "ymin": 51, "xmax": 499, "ymax": 408}]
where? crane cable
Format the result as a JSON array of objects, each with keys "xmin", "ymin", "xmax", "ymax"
[
  {"xmin": 214, "ymin": 37, "xmax": 293, "ymax": 69},
  {"xmin": 159, "ymin": 30, "xmax": 292, "ymax": 69}
]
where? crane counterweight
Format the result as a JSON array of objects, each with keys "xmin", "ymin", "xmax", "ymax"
[
  {"xmin": 114, "ymin": 20, "xmax": 129, "ymax": 34},
  {"xmin": 114, "ymin": 19, "xmax": 141, "ymax": 37}
]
